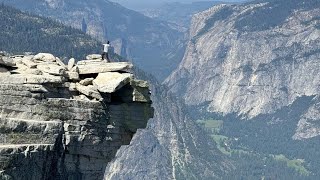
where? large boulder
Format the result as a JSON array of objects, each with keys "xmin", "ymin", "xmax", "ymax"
[
  {"xmin": 66, "ymin": 71, "xmax": 80, "ymax": 80},
  {"xmin": 33, "ymin": 53, "xmax": 56, "ymax": 62},
  {"xmin": 67, "ymin": 58, "xmax": 75, "ymax": 71},
  {"xmin": 76, "ymin": 61, "xmax": 133, "ymax": 74},
  {"xmin": 93, "ymin": 72, "xmax": 133, "ymax": 93},
  {"xmin": 37, "ymin": 64, "xmax": 66, "ymax": 76},
  {"xmin": 86, "ymin": 54, "xmax": 102, "ymax": 60},
  {"xmin": 75, "ymin": 83, "xmax": 103, "ymax": 100},
  {"xmin": 55, "ymin": 57, "xmax": 67, "ymax": 69},
  {"xmin": 0, "ymin": 57, "xmax": 15, "ymax": 67},
  {"xmin": 22, "ymin": 58, "xmax": 37, "ymax": 68},
  {"xmin": 79, "ymin": 78, "xmax": 94, "ymax": 86}
]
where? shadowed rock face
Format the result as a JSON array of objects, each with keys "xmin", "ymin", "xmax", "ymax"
[
  {"xmin": 0, "ymin": 53, "xmax": 153, "ymax": 180},
  {"xmin": 165, "ymin": 0, "xmax": 320, "ymax": 118},
  {"xmin": 104, "ymin": 76, "xmax": 232, "ymax": 180}
]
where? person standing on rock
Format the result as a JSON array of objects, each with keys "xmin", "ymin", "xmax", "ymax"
[{"xmin": 102, "ymin": 41, "xmax": 111, "ymax": 62}]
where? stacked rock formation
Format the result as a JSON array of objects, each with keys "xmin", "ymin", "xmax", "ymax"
[{"xmin": 0, "ymin": 53, "xmax": 153, "ymax": 180}]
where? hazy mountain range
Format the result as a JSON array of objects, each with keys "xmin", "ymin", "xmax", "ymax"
[
  {"xmin": 109, "ymin": 0, "xmax": 244, "ymax": 10},
  {"xmin": 141, "ymin": 1, "xmax": 222, "ymax": 30},
  {"xmin": 0, "ymin": 4, "xmax": 100, "ymax": 59}
]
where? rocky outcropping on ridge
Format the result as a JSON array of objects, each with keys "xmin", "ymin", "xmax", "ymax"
[
  {"xmin": 0, "ymin": 0, "xmax": 185, "ymax": 80},
  {"xmin": 0, "ymin": 52, "xmax": 153, "ymax": 180}
]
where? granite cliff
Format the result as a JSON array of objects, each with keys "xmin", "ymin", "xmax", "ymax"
[
  {"xmin": 0, "ymin": 53, "xmax": 153, "ymax": 180},
  {"xmin": 164, "ymin": 0, "xmax": 320, "ymax": 178},
  {"xmin": 165, "ymin": 0, "xmax": 320, "ymax": 119},
  {"xmin": 104, "ymin": 74, "xmax": 232, "ymax": 180}
]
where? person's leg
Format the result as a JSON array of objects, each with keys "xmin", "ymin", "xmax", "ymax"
[{"xmin": 106, "ymin": 52, "xmax": 110, "ymax": 62}]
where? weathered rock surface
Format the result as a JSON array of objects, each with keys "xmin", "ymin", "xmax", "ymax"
[
  {"xmin": 37, "ymin": 64, "xmax": 66, "ymax": 75},
  {"xmin": 104, "ymin": 78, "xmax": 232, "ymax": 180},
  {"xmin": 93, "ymin": 72, "xmax": 133, "ymax": 93},
  {"xmin": 163, "ymin": 0, "xmax": 320, "ymax": 174},
  {"xmin": 33, "ymin": 53, "xmax": 56, "ymax": 62},
  {"xmin": 55, "ymin": 57, "xmax": 67, "ymax": 68},
  {"xmin": 79, "ymin": 78, "xmax": 94, "ymax": 86},
  {"xmin": 76, "ymin": 61, "xmax": 133, "ymax": 74},
  {"xmin": 165, "ymin": 0, "xmax": 320, "ymax": 120},
  {"xmin": 75, "ymin": 83, "xmax": 103, "ymax": 100},
  {"xmin": 0, "ymin": 56, "xmax": 15, "ymax": 67},
  {"xmin": 86, "ymin": 54, "xmax": 102, "ymax": 60},
  {"xmin": 22, "ymin": 58, "xmax": 37, "ymax": 68},
  {"xmin": 0, "ymin": 53, "xmax": 153, "ymax": 180},
  {"xmin": 67, "ymin": 58, "xmax": 75, "ymax": 71}
]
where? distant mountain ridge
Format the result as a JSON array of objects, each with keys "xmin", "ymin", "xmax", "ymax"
[
  {"xmin": 0, "ymin": 4, "xmax": 100, "ymax": 59},
  {"xmin": 141, "ymin": 1, "xmax": 224, "ymax": 30}
]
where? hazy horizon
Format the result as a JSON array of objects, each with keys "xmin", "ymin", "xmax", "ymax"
[{"xmin": 110, "ymin": 0, "xmax": 244, "ymax": 10}]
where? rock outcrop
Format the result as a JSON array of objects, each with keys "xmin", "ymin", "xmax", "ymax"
[
  {"xmin": 0, "ymin": 0, "xmax": 185, "ymax": 80},
  {"xmin": 0, "ymin": 53, "xmax": 153, "ymax": 180}
]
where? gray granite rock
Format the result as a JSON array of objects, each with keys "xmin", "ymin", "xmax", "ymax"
[
  {"xmin": 55, "ymin": 57, "xmax": 67, "ymax": 69},
  {"xmin": 0, "ymin": 53, "xmax": 153, "ymax": 180},
  {"xmin": 37, "ymin": 64, "xmax": 66, "ymax": 76},
  {"xmin": 77, "ymin": 61, "xmax": 133, "ymax": 74},
  {"xmin": 165, "ymin": 1, "xmax": 320, "ymax": 119},
  {"xmin": 75, "ymin": 83, "xmax": 103, "ymax": 100},
  {"xmin": 33, "ymin": 53, "xmax": 56, "ymax": 62},
  {"xmin": 21, "ymin": 58, "xmax": 37, "ymax": 68},
  {"xmin": 0, "ymin": 56, "xmax": 15, "ymax": 67},
  {"xmin": 66, "ymin": 71, "xmax": 80, "ymax": 80},
  {"xmin": 79, "ymin": 78, "xmax": 94, "ymax": 86},
  {"xmin": 86, "ymin": 54, "xmax": 102, "ymax": 60},
  {"xmin": 93, "ymin": 72, "xmax": 133, "ymax": 93},
  {"xmin": 68, "ymin": 58, "xmax": 75, "ymax": 71}
]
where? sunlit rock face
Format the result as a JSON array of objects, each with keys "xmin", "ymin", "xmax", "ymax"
[
  {"xmin": 164, "ymin": 0, "xmax": 320, "ymax": 140},
  {"xmin": 165, "ymin": 0, "xmax": 320, "ymax": 118},
  {"xmin": 0, "ymin": 53, "xmax": 153, "ymax": 180}
]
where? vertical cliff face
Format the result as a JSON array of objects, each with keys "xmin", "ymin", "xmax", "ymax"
[
  {"xmin": 162, "ymin": 1, "xmax": 320, "ymax": 177},
  {"xmin": 104, "ymin": 76, "xmax": 232, "ymax": 179},
  {"xmin": 0, "ymin": 53, "xmax": 153, "ymax": 180},
  {"xmin": 165, "ymin": 0, "xmax": 320, "ymax": 118}
]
